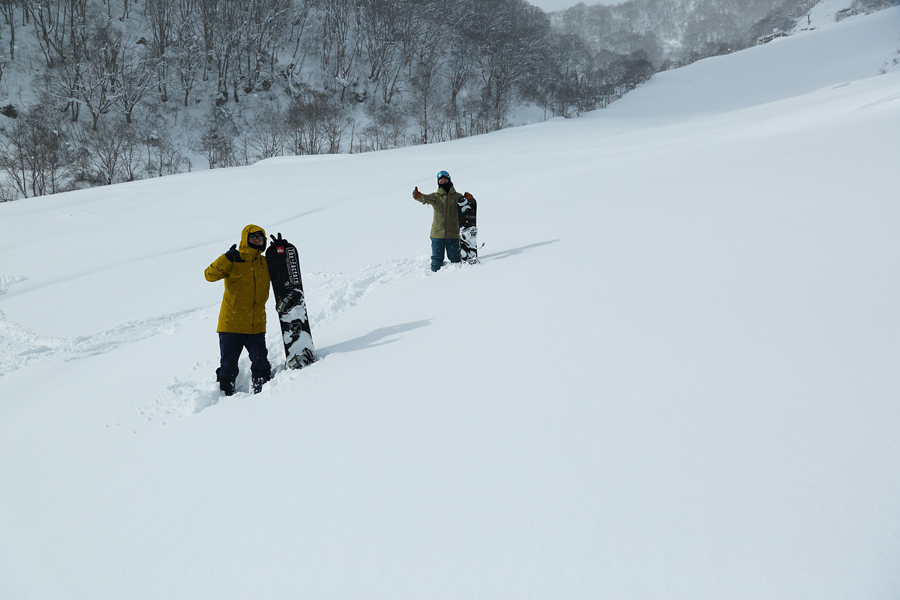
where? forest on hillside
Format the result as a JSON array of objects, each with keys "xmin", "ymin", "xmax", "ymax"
[
  {"xmin": 0, "ymin": 0, "xmax": 892, "ymax": 200},
  {"xmin": 552, "ymin": 0, "xmax": 896, "ymax": 68}
]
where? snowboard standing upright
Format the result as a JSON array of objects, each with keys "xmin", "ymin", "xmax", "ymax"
[
  {"xmin": 266, "ymin": 233, "xmax": 316, "ymax": 369},
  {"xmin": 457, "ymin": 193, "xmax": 479, "ymax": 264}
]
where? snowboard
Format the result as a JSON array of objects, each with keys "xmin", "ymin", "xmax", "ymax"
[
  {"xmin": 265, "ymin": 233, "xmax": 316, "ymax": 369},
  {"xmin": 457, "ymin": 193, "xmax": 479, "ymax": 264}
]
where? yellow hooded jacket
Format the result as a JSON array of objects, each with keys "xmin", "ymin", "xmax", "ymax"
[{"xmin": 205, "ymin": 224, "xmax": 270, "ymax": 334}]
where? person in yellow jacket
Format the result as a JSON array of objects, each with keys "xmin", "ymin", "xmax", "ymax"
[
  {"xmin": 413, "ymin": 170, "xmax": 464, "ymax": 272},
  {"xmin": 205, "ymin": 224, "xmax": 272, "ymax": 395}
]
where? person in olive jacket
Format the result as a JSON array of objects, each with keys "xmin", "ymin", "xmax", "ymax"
[
  {"xmin": 413, "ymin": 170, "xmax": 467, "ymax": 272},
  {"xmin": 205, "ymin": 224, "xmax": 272, "ymax": 396}
]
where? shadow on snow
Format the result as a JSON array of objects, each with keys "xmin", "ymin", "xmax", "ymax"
[
  {"xmin": 479, "ymin": 240, "xmax": 559, "ymax": 261},
  {"xmin": 317, "ymin": 320, "xmax": 432, "ymax": 357}
]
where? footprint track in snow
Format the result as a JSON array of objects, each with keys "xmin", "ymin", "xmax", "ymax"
[
  {"xmin": 0, "ymin": 294, "xmax": 211, "ymax": 377},
  {"xmin": 5, "ymin": 257, "xmax": 446, "ymax": 416},
  {"xmin": 304, "ymin": 256, "xmax": 433, "ymax": 327},
  {"xmin": 147, "ymin": 255, "xmax": 439, "ymax": 417}
]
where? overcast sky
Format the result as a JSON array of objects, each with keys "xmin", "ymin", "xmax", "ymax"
[{"xmin": 529, "ymin": 0, "xmax": 624, "ymax": 12}]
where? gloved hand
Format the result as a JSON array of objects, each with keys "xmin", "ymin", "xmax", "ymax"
[
  {"xmin": 412, "ymin": 186, "xmax": 422, "ymax": 200},
  {"xmin": 464, "ymin": 192, "xmax": 474, "ymax": 200},
  {"xmin": 224, "ymin": 244, "xmax": 244, "ymax": 263},
  {"xmin": 269, "ymin": 232, "xmax": 289, "ymax": 247}
]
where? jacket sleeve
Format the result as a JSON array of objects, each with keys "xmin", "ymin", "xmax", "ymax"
[
  {"xmin": 417, "ymin": 191, "xmax": 440, "ymax": 206},
  {"xmin": 205, "ymin": 254, "xmax": 232, "ymax": 282}
]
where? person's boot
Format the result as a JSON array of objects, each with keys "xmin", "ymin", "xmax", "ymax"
[
  {"xmin": 251, "ymin": 371, "xmax": 271, "ymax": 394},
  {"xmin": 252, "ymin": 377, "xmax": 266, "ymax": 394},
  {"xmin": 220, "ymin": 379, "xmax": 235, "ymax": 396}
]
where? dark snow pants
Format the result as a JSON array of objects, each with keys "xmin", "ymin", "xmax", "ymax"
[
  {"xmin": 216, "ymin": 332, "xmax": 271, "ymax": 385},
  {"xmin": 430, "ymin": 238, "xmax": 461, "ymax": 272}
]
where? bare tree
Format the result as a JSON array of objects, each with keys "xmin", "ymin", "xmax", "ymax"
[
  {"xmin": 359, "ymin": 101, "xmax": 406, "ymax": 151},
  {"xmin": 196, "ymin": 0, "xmax": 240, "ymax": 104},
  {"xmin": 285, "ymin": 85, "xmax": 349, "ymax": 154},
  {"xmin": 281, "ymin": 0, "xmax": 313, "ymax": 94},
  {"xmin": 78, "ymin": 118, "xmax": 128, "ymax": 184},
  {"xmin": 355, "ymin": 0, "xmax": 416, "ymax": 104},
  {"xmin": 231, "ymin": 0, "xmax": 291, "ymax": 100},
  {"xmin": 76, "ymin": 20, "xmax": 122, "ymax": 130},
  {"xmin": 26, "ymin": 0, "xmax": 89, "ymax": 68},
  {"xmin": 197, "ymin": 129, "xmax": 235, "ymax": 168},
  {"xmin": 142, "ymin": 0, "xmax": 174, "ymax": 102},
  {"xmin": 465, "ymin": 0, "xmax": 550, "ymax": 130},
  {"xmin": 246, "ymin": 103, "xmax": 287, "ymax": 160},
  {"xmin": 0, "ymin": 0, "xmax": 21, "ymax": 60},
  {"xmin": 0, "ymin": 103, "xmax": 73, "ymax": 198},
  {"xmin": 445, "ymin": 38, "xmax": 476, "ymax": 139},
  {"xmin": 316, "ymin": 0, "xmax": 359, "ymax": 101},
  {"xmin": 407, "ymin": 39, "xmax": 445, "ymax": 144},
  {"xmin": 146, "ymin": 128, "xmax": 188, "ymax": 177},
  {"xmin": 116, "ymin": 36, "xmax": 156, "ymax": 123},
  {"xmin": 119, "ymin": 120, "xmax": 146, "ymax": 181},
  {"xmin": 26, "ymin": 0, "xmax": 64, "ymax": 68},
  {"xmin": 194, "ymin": 105, "xmax": 238, "ymax": 168},
  {"xmin": 172, "ymin": 8, "xmax": 203, "ymax": 107}
]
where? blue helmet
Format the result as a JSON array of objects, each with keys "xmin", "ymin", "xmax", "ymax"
[{"xmin": 437, "ymin": 170, "xmax": 451, "ymax": 181}]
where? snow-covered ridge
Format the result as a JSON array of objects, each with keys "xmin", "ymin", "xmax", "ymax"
[{"xmin": 598, "ymin": 2, "xmax": 900, "ymax": 120}]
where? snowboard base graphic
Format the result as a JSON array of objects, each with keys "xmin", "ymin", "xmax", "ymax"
[
  {"xmin": 266, "ymin": 234, "xmax": 316, "ymax": 369},
  {"xmin": 457, "ymin": 194, "xmax": 479, "ymax": 264}
]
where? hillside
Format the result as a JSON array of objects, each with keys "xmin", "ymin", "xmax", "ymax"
[{"xmin": 1, "ymin": 6, "xmax": 899, "ymax": 600}]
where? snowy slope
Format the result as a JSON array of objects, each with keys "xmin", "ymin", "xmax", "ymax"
[
  {"xmin": 1, "ymin": 7, "xmax": 900, "ymax": 600},
  {"xmin": 601, "ymin": 0, "xmax": 899, "ymax": 121}
]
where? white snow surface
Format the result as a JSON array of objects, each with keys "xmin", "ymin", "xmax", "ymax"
[{"xmin": 2, "ymin": 7, "xmax": 900, "ymax": 600}]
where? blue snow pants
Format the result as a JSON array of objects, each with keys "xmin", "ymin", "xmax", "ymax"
[
  {"xmin": 431, "ymin": 238, "xmax": 461, "ymax": 272},
  {"xmin": 216, "ymin": 332, "xmax": 271, "ymax": 384}
]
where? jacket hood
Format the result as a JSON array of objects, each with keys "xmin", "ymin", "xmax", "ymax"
[{"xmin": 239, "ymin": 224, "xmax": 267, "ymax": 258}]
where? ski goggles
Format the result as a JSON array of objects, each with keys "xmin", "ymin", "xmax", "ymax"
[
  {"xmin": 437, "ymin": 171, "xmax": 450, "ymax": 180},
  {"xmin": 248, "ymin": 232, "xmax": 265, "ymax": 242}
]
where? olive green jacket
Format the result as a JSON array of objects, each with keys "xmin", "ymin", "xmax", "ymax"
[{"xmin": 416, "ymin": 186, "xmax": 461, "ymax": 239}]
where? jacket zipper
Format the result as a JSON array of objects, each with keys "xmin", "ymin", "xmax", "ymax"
[
  {"xmin": 252, "ymin": 254, "xmax": 258, "ymax": 329},
  {"xmin": 444, "ymin": 190, "xmax": 451, "ymax": 237}
]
